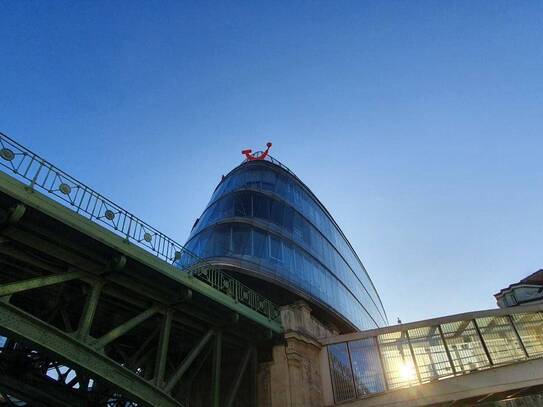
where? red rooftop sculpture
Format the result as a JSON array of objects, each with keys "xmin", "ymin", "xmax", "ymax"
[{"xmin": 242, "ymin": 142, "xmax": 272, "ymax": 161}]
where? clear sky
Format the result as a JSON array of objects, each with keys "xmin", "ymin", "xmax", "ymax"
[{"xmin": 1, "ymin": 1, "xmax": 542, "ymax": 324}]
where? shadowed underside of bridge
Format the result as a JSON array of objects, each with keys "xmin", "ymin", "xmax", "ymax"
[{"xmin": 0, "ymin": 133, "xmax": 283, "ymax": 407}]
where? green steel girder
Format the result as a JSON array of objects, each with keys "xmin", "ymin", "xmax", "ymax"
[
  {"xmin": 0, "ymin": 271, "xmax": 86, "ymax": 297},
  {"xmin": 0, "ymin": 171, "xmax": 282, "ymax": 334},
  {"xmin": 0, "ymin": 301, "xmax": 182, "ymax": 407}
]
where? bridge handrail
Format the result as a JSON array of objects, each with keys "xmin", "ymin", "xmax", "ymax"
[
  {"xmin": 0, "ymin": 132, "xmax": 280, "ymax": 323},
  {"xmin": 324, "ymin": 305, "xmax": 543, "ymax": 404}
]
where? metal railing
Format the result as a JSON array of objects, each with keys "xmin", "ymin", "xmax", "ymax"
[
  {"xmin": 243, "ymin": 150, "xmax": 297, "ymax": 176},
  {"xmin": 0, "ymin": 132, "xmax": 280, "ymax": 323},
  {"xmin": 324, "ymin": 305, "xmax": 543, "ymax": 403}
]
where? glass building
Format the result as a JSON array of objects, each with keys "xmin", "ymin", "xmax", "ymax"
[{"xmin": 183, "ymin": 155, "xmax": 387, "ymax": 331}]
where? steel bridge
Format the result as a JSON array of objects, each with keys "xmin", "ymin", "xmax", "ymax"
[{"xmin": 0, "ymin": 133, "xmax": 282, "ymax": 406}]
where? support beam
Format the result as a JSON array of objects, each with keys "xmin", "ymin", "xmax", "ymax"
[
  {"xmin": 7, "ymin": 204, "xmax": 26, "ymax": 225},
  {"xmin": 154, "ymin": 309, "xmax": 173, "ymax": 387},
  {"xmin": 93, "ymin": 305, "xmax": 160, "ymax": 349},
  {"xmin": 211, "ymin": 331, "xmax": 222, "ymax": 407},
  {"xmin": 76, "ymin": 281, "xmax": 104, "ymax": 339},
  {"xmin": 165, "ymin": 329, "xmax": 214, "ymax": 393},
  {"xmin": 225, "ymin": 346, "xmax": 252, "ymax": 407},
  {"xmin": 0, "ymin": 271, "xmax": 85, "ymax": 297},
  {"xmin": 250, "ymin": 347, "xmax": 258, "ymax": 407},
  {"xmin": 1, "ymin": 227, "xmax": 102, "ymax": 273},
  {"xmin": 0, "ymin": 301, "xmax": 181, "ymax": 407},
  {"xmin": 129, "ymin": 326, "xmax": 160, "ymax": 369}
]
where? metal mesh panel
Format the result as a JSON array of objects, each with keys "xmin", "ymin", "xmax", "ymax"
[
  {"xmin": 440, "ymin": 320, "xmax": 491, "ymax": 373},
  {"xmin": 328, "ymin": 343, "xmax": 356, "ymax": 402},
  {"xmin": 377, "ymin": 331, "xmax": 419, "ymax": 389},
  {"xmin": 348, "ymin": 338, "xmax": 386, "ymax": 396},
  {"xmin": 407, "ymin": 326, "xmax": 454, "ymax": 382},
  {"xmin": 511, "ymin": 312, "xmax": 543, "ymax": 357},
  {"xmin": 476, "ymin": 316, "xmax": 526, "ymax": 364}
]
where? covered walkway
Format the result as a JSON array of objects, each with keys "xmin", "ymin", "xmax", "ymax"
[{"xmin": 320, "ymin": 304, "xmax": 543, "ymax": 406}]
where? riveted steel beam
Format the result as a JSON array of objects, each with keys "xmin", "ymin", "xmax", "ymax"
[
  {"xmin": 165, "ymin": 329, "xmax": 215, "ymax": 393},
  {"xmin": 1, "ymin": 226, "xmax": 103, "ymax": 273},
  {"xmin": 154, "ymin": 308, "xmax": 173, "ymax": 387},
  {"xmin": 225, "ymin": 346, "xmax": 252, "ymax": 407},
  {"xmin": 211, "ymin": 331, "xmax": 222, "ymax": 407},
  {"xmin": 76, "ymin": 281, "xmax": 104, "ymax": 339},
  {"xmin": 0, "ymin": 271, "xmax": 86, "ymax": 297},
  {"xmin": 0, "ymin": 301, "xmax": 181, "ymax": 407},
  {"xmin": 93, "ymin": 305, "xmax": 161, "ymax": 349}
]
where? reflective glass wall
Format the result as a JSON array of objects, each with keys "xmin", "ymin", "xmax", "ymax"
[
  {"xmin": 326, "ymin": 310, "xmax": 543, "ymax": 403},
  {"xmin": 183, "ymin": 160, "xmax": 387, "ymax": 330}
]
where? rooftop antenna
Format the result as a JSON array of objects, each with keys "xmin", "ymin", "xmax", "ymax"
[{"xmin": 242, "ymin": 142, "xmax": 272, "ymax": 161}]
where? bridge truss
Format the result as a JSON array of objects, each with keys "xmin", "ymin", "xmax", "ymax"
[{"xmin": 0, "ymin": 133, "xmax": 282, "ymax": 406}]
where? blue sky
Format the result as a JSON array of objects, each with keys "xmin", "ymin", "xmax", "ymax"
[{"xmin": 1, "ymin": 1, "xmax": 542, "ymax": 324}]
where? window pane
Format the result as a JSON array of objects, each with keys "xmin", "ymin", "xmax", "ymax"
[
  {"xmin": 207, "ymin": 225, "xmax": 230, "ymax": 256},
  {"xmin": 253, "ymin": 229, "xmax": 268, "ymax": 259},
  {"xmin": 270, "ymin": 199, "xmax": 284, "ymax": 227},
  {"xmin": 328, "ymin": 343, "xmax": 356, "ymax": 403},
  {"xmin": 511, "ymin": 312, "xmax": 543, "ymax": 357},
  {"xmin": 270, "ymin": 235, "xmax": 282, "ymax": 261},
  {"xmin": 253, "ymin": 194, "xmax": 270, "ymax": 220},
  {"xmin": 348, "ymin": 338, "xmax": 385, "ymax": 396},
  {"xmin": 232, "ymin": 225, "xmax": 251, "ymax": 256},
  {"xmin": 476, "ymin": 316, "xmax": 525, "ymax": 365},
  {"xmin": 234, "ymin": 192, "xmax": 252, "ymax": 217},
  {"xmin": 440, "ymin": 320, "xmax": 491, "ymax": 373},
  {"xmin": 407, "ymin": 326, "xmax": 453, "ymax": 382},
  {"xmin": 377, "ymin": 331, "xmax": 419, "ymax": 389}
]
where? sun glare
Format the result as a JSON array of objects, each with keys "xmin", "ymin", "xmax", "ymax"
[{"xmin": 399, "ymin": 362, "xmax": 416, "ymax": 381}]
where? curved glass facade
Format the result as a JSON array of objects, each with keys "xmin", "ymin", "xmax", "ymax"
[{"xmin": 184, "ymin": 160, "xmax": 387, "ymax": 330}]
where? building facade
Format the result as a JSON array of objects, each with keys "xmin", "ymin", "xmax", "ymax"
[
  {"xmin": 495, "ymin": 269, "xmax": 543, "ymax": 308},
  {"xmin": 182, "ymin": 154, "xmax": 387, "ymax": 332}
]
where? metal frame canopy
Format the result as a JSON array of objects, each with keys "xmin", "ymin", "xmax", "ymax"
[{"xmin": 0, "ymin": 132, "xmax": 280, "ymax": 406}]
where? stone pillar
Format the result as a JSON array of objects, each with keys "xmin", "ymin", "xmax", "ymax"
[{"xmin": 258, "ymin": 301, "xmax": 337, "ymax": 407}]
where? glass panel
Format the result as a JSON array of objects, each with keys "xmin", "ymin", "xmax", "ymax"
[
  {"xmin": 408, "ymin": 326, "xmax": 453, "ymax": 382},
  {"xmin": 253, "ymin": 194, "xmax": 270, "ymax": 219},
  {"xmin": 348, "ymin": 338, "xmax": 386, "ymax": 396},
  {"xmin": 253, "ymin": 229, "xmax": 268, "ymax": 259},
  {"xmin": 377, "ymin": 331, "xmax": 419, "ymax": 389},
  {"xmin": 270, "ymin": 235, "xmax": 282, "ymax": 261},
  {"xmin": 328, "ymin": 343, "xmax": 356, "ymax": 403},
  {"xmin": 234, "ymin": 192, "xmax": 252, "ymax": 217},
  {"xmin": 207, "ymin": 224, "xmax": 230, "ymax": 256},
  {"xmin": 270, "ymin": 199, "xmax": 284, "ymax": 226},
  {"xmin": 232, "ymin": 224, "xmax": 251, "ymax": 256},
  {"xmin": 476, "ymin": 316, "xmax": 525, "ymax": 364},
  {"xmin": 511, "ymin": 312, "xmax": 543, "ymax": 357},
  {"xmin": 440, "ymin": 320, "xmax": 491, "ymax": 373}
]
